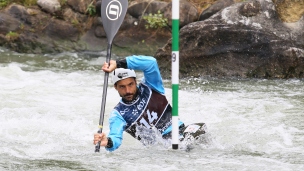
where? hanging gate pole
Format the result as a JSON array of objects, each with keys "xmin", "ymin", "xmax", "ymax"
[{"xmin": 171, "ymin": 0, "xmax": 180, "ymax": 150}]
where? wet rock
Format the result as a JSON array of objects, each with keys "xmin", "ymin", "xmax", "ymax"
[
  {"xmin": 239, "ymin": 0, "xmax": 261, "ymax": 17},
  {"xmin": 67, "ymin": 0, "xmax": 92, "ymax": 14},
  {"xmin": 0, "ymin": 13, "xmax": 20, "ymax": 34},
  {"xmin": 95, "ymin": 0, "xmax": 101, "ymax": 17},
  {"xmin": 162, "ymin": 0, "xmax": 199, "ymax": 28},
  {"xmin": 5, "ymin": 4, "xmax": 32, "ymax": 25},
  {"xmin": 37, "ymin": 0, "xmax": 61, "ymax": 14},
  {"xmin": 199, "ymin": 0, "xmax": 235, "ymax": 21},
  {"xmin": 128, "ymin": 0, "xmax": 168, "ymax": 18},
  {"xmin": 62, "ymin": 8, "xmax": 88, "ymax": 25},
  {"xmin": 43, "ymin": 19, "xmax": 80, "ymax": 42},
  {"xmin": 87, "ymin": 0, "xmax": 171, "ymax": 55},
  {"xmin": 155, "ymin": 0, "xmax": 304, "ymax": 79},
  {"xmin": 273, "ymin": 0, "xmax": 304, "ymax": 22},
  {"xmin": 0, "ymin": 0, "xmax": 303, "ymax": 79},
  {"xmin": 0, "ymin": 4, "xmax": 85, "ymax": 54}
]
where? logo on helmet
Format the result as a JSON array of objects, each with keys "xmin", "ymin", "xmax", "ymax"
[{"xmin": 117, "ymin": 72, "xmax": 128, "ymax": 79}]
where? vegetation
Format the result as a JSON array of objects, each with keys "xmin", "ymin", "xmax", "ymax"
[
  {"xmin": 0, "ymin": 0, "xmax": 68, "ymax": 9},
  {"xmin": 0, "ymin": 0, "xmax": 36, "ymax": 8},
  {"xmin": 142, "ymin": 10, "xmax": 168, "ymax": 29},
  {"xmin": 86, "ymin": 1, "xmax": 96, "ymax": 16},
  {"xmin": 12, "ymin": 0, "xmax": 36, "ymax": 6},
  {"xmin": 58, "ymin": 0, "xmax": 67, "ymax": 6},
  {"xmin": 0, "ymin": 0, "xmax": 9, "ymax": 9},
  {"xmin": 5, "ymin": 31, "xmax": 19, "ymax": 41},
  {"xmin": 156, "ymin": 0, "xmax": 218, "ymax": 13},
  {"xmin": 154, "ymin": 0, "xmax": 246, "ymax": 13},
  {"xmin": 71, "ymin": 19, "xmax": 80, "ymax": 26}
]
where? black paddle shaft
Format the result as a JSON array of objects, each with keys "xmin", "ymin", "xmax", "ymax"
[
  {"xmin": 95, "ymin": 43, "xmax": 111, "ymax": 152},
  {"xmin": 95, "ymin": 0, "xmax": 128, "ymax": 153}
]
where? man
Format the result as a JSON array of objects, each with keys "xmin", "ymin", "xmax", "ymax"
[{"xmin": 93, "ymin": 55, "xmax": 205, "ymax": 151}]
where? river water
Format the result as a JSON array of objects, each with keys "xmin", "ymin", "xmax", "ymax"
[{"xmin": 0, "ymin": 47, "xmax": 303, "ymax": 171}]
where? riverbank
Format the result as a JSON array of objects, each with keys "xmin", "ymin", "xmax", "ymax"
[
  {"xmin": 1, "ymin": 47, "xmax": 304, "ymax": 170},
  {"xmin": 0, "ymin": 0, "xmax": 303, "ymax": 79}
]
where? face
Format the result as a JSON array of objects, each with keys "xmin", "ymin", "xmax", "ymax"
[{"xmin": 114, "ymin": 77, "xmax": 137, "ymax": 102}]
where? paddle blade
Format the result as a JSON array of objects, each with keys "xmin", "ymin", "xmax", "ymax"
[{"xmin": 101, "ymin": 0, "xmax": 128, "ymax": 44}]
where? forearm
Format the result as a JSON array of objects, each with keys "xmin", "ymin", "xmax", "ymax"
[
  {"xmin": 105, "ymin": 111, "xmax": 126, "ymax": 152},
  {"xmin": 125, "ymin": 55, "xmax": 165, "ymax": 94}
]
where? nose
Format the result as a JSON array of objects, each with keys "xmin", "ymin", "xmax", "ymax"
[{"xmin": 125, "ymin": 86, "xmax": 132, "ymax": 94}]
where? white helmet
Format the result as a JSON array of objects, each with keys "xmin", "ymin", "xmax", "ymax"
[{"xmin": 112, "ymin": 68, "xmax": 136, "ymax": 84}]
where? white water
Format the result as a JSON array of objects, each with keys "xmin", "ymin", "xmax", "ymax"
[{"xmin": 0, "ymin": 50, "xmax": 303, "ymax": 170}]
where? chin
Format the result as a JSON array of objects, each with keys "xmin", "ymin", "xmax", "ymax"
[
  {"xmin": 123, "ymin": 96, "xmax": 134, "ymax": 102},
  {"xmin": 125, "ymin": 98, "xmax": 133, "ymax": 102}
]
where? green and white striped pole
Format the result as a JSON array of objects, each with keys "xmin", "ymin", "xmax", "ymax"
[{"xmin": 171, "ymin": 0, "xmax": 179, "ymax": 150}]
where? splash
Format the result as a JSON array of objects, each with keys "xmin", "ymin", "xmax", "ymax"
[
  {"xmin": 134, "ymin": 125, "xmax": 171, "ymax": 149},
  {"xmin": 179, "ymin": 123, "xmax": 214, "ymax": 152},
  {"xmin": 135, "ymin": 123, "xmax": 214, "ymax": 152}
]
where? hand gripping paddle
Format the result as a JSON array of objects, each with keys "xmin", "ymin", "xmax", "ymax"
[{"xmin": 95, "ymin": 0, "xmax": 128, "ymax": 152}]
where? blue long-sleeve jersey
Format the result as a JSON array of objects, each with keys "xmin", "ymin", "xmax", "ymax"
[{"xmin": 106, "ymin": 55, "xmax": 183, "ymax": 151}]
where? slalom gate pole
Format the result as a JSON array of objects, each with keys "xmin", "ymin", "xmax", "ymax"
[{"xmin": 171, "ymin": 0, "xmax": 179, "ymax": 150}]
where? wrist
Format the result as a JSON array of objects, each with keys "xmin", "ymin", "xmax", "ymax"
[
  {"xmin": 106, "ymin": 137, "xmax": 113, "ymax": 148},
  {"xmin": 116, "ymin": 59, "xmax": 127, "ymax": 68}
]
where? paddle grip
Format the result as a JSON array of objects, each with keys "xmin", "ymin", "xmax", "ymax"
[{"xmin": 95, "ymin": 128, "xmax": 102, "ymax": 152}]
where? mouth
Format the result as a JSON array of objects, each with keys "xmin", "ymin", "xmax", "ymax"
[{"xmin": 124, "ymin": 94, "xmax": 133, "ymax": 99}]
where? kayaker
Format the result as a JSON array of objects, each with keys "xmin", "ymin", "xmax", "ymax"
[{"xmin": 93, "ymin": 55, "xmax": 205, "ymax": 151}]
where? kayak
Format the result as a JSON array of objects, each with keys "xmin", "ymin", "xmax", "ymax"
[
  {"xmin": 179, "ymin": 123, "xmax": 208, "ymax": 151},
  {"xmin": 180, "ymin": 122, "xmax": 207, "ymax": 141},
  {"xmin": 135, "ymin": 122, "xmax": 208, "ymax": 149}
]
